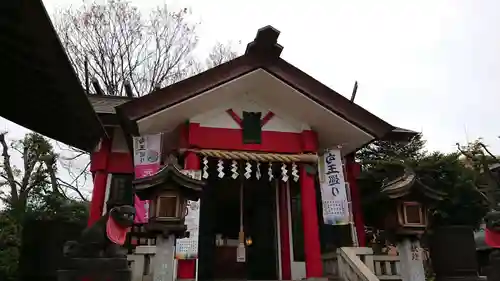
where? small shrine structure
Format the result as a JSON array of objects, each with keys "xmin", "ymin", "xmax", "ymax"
[
  {"xmin": 87, "ymin": 26, "xmax": 417, "ymax": 281},
  {"xmin": 0, "ymin": 2, "xmax": 419, "ymax": 278},
  {"xmin": 380, "ymin": 168, "xmax": 445, "ymax": 281}
]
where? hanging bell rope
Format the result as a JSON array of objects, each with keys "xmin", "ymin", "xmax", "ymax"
[{"xmin": 179, "ymin": 148, "xmax": 318, "ymax": 163}]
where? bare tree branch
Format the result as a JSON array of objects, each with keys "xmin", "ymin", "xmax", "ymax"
[
  {"xmin": 0, "ymin": 132, "xmax": 18, "ymax": 202},
  {"xmin": 57, "ymin": 177, "xmax": 89, "ymax": 202},
  {"xmin": 53, "ymin": 1, "xmax": 238, "ymax": 97}
]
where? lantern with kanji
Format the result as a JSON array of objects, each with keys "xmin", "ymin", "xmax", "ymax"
[{"xmin": 133, "ymin": 154, "xmax": 205, "ymax": 238}]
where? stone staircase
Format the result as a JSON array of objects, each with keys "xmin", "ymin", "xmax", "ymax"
[
  {"xmin": 322, "ymin": 247, "xmax": 402, "ymax": 281},
  {"xmin": 127, "ymin": 246, "xmax": 401, "ymax": 281}
]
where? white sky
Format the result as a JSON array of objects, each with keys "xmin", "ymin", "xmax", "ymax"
[{"xmin": 2, "ymin": 0, "xmax": 500, "ymax": 198}]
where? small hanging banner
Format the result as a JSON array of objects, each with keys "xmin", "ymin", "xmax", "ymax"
[
  {"xmin": 132, "ymin": 133, "xmax": 163, "ymax": 223},
  {"xmin": 318, "ymin": 149, "xmax": 350, "ymax": 225},
  {"xmin": 176, "ymin": 170, "xmax": 201, "ymax": 260},
  {"xmin": 236, "ymin": 243, "xmax": 246, "ymax": 262}
]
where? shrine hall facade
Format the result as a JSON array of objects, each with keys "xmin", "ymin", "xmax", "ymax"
[{"xmin": 86, "ymin": 26, "xmax": 415, "ymax": 281}]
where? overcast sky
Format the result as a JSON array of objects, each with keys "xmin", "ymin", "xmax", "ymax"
[{"xmin": 2, "ymin": 0, "xmax": 500, "ymax": 198}]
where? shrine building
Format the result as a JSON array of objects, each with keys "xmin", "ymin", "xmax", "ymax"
[
  {"xmin": 87, "ymin": 26, "xmax": 416, "ymax": 281},
  {"xmin": 0, "ymin": 5, "xmax": 416, "ymax": 280}
]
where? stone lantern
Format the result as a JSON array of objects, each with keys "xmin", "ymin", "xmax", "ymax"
[
  {"xmin": 381, "ymin": 168, "xmax": 444, "ymax": 236},
  {"xmin": 133, "ymin": 154, "xmax": 205, "ymax": 281},
  {"xmin": 380, "ymin": 168, "xmax": 445, "ymax": 281}
]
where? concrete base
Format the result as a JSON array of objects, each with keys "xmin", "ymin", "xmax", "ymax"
[
  {"xmin": 306, "ymin": 277, "xmax": 329, "ymax": 281},
  {"xmin": 488, "ymin": 249, "xmax": 500, "ymax": 281}
]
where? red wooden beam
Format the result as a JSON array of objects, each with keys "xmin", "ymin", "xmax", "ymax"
[
  {"xmin": 261, "ymin": 111, "xmax": 275, "ymax": 126},
  {"xmin": 226, "ymin": 109, "xmax": 242, "ymax": 127}
]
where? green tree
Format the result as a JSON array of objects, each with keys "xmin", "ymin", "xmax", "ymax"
[
  {"xmin": 0, "ymin": 132, "xmax": 87, "ymax": 216},
  {"xmin": 0, "ymin": 212, "xmax": 21, "ymax": 281},
  {"xmin": 0, "ymin": 132, "xmax": 89, "ymax": 281},
  {"xmin": 456, "ymin": 139, "xmax": 500, "ymax": 209},
  {"xmin": 357, "ymin": 133, "xmax": 427, "ymax": 226},
  {"xmin": 357, "ymin": 133, "xmax": 488, "ymax": 230}
]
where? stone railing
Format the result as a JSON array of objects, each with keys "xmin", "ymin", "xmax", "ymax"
[
  {"xmin": 323, "ymin": 247, "xmax": 401, "ymax": 281},
  {"xmin": 127, "ymin": 246, "xmax": 156, "ymax": 281}
]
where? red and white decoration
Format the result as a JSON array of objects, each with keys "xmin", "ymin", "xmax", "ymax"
[{"xmin": 132, "ymin": 133, "xmax": 163, "ymax": 223}]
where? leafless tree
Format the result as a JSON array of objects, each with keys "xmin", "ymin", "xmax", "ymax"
[
  {"xmin": 55, "ymin": 0, "xmax": 198, "ymax": 96},
  {"xmin": 52, "ymin": 1, "xmax": 239, "ymax": 189},
  {"xmin": 54, "ymin": 0, "xmax": 238, "ymax": 97},
  {"xmin": 204, "ymin": 42, "xmax": 239, "ymax": 69}
]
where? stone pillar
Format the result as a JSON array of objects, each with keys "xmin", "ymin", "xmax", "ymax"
[
  {"xmin": 154, "ymin": 235, "xmax": 176, "ymax": 281},
  {"xmin": 397, "ymin": 239, "xmax": 425, "ymax": 281},
  {"xmin": 300, "ymin": 164, "xmax": 323, "ymax": 279}
]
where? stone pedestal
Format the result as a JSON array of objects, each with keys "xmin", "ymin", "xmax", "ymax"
[
  {"xmin": 488, "ymin": 249, "xmax": 500, "ymax": 281},
  {"xmin": 153, "ymin": 235, "xmax": 176, "ymax": 281},
  {"xmin": 57, "ymin": 257, "xmax": 131, "ymax": 281},
  {"xmin": 397, "ymin": 239, "xmax": 425, "ymax": 281},
  {"xmin": 429, "ymin": 226, "xmax": 480, "ymax": 281}
]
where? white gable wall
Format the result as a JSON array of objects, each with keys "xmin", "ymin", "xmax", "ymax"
[{"xmin": 190, "ymin": 96, "xmax": 310, "ymax": 133}]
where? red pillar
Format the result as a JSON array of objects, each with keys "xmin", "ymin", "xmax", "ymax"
[
  {"xmin": 279, "ymin": 182, "xmax": 292, "ymax": 280},
  {"xmin": 300, "ymin": 165, "xmax": 323, "ymax": 278},
  {"xmin": 177, "ymin": 151, "xmax": 200, "ymax": 280},
  {"xmin": 345, "ymin": 156, "xmax": 365, "ymax": 247},
  {"xmin": 88, "ymin": 138, "xmax": 111, "ymax": 226}
]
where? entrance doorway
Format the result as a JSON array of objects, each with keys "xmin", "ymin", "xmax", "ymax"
[{"xmin": 198, "ymin": 166, "xmax": 279, "ymax": 281}]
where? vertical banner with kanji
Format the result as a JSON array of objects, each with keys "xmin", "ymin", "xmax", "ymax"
[
  {"xmin": 175, "ymin": 170, "xmax": 201, "ymax": 260},
  {"xmin": 318, "ymin": 148, "xmax": 350, "ymax": 225},
  {"xmin": 133, "ymin": 134, "xmax": 163, "ymax": 223}
]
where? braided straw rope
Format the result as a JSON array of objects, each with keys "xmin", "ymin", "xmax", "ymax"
[{"xmin": 180, "ymin": 148, "xmax": 318, "ymax": 163}]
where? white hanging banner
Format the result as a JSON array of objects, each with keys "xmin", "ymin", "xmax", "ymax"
[
  {"xmin": 133, "ymin": 134, "xmax": 163, "ymax": 178},
  {"xmin": 318, "ymin": 149, "xmax": 350, "ymax": 225},
  {"xmin": 132, "ymin": 133, "xmax": 163, "ymax": 223},
  {"xmin": 175, "ymin": 170, "xmax": 201, "ymax": 260}
]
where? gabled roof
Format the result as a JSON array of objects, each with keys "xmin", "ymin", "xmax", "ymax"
[
  {"xmin": 133, "ymin": 155, "xmax": 205, "ymax": 201},
  {"xmin": 88, "ymin": 95, "xmax": 134, "ymax": 114},
  {"xmin": 0, "ymin": 0, "xmax": 105, "ymax": 152},
  {"xmin": 116, "ymin": 26, "xmax": 395, "ymax": 139},
  {"xmin": 381, "ymin": 168, "xmax": 446, "ymax": 201}
]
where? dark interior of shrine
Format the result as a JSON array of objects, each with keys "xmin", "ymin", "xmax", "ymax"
[{"xmin": 198, "ymin": 159, "xmax": 278, "ymax": 280}]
